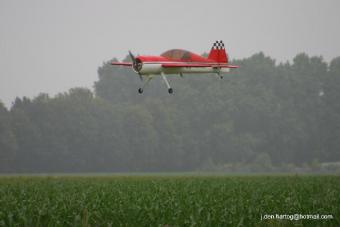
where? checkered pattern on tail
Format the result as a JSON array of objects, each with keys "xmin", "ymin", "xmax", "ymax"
[
  {"xmin": 212, "ymin": 40, "xmax": 225, "ymax": 50},
  {"xmin": 208, "ymin": 40, "xmax": 228, "ymax": 63}
]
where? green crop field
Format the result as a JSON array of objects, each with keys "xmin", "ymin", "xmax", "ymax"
[{"xmin": 0, "ymin": 175, "xmax": 339, "ymax": 226}]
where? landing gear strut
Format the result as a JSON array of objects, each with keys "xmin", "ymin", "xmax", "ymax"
[
  {"xmin": 161, "ymin": 73, "xmax": 174, "ymax": 94},
  {"xmin": 138, "ymin": 74, "xmax": 174, "ymax": 94},
  {"xmin": 215, "ymin": 73, "xmax": 223, "ymax": 79},
  {"xmin": 138, "ymin": 76, "xmax": 152, "ymax": 94}
]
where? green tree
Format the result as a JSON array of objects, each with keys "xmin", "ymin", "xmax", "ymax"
[{"xmin": 0, "ymin": 101, "xmax": 17, "ymax": 172}]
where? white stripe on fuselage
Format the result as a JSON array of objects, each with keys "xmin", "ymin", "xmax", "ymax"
[{"xmin": 138, "ymin": 62, "xmax": 230, "ymax": 75}]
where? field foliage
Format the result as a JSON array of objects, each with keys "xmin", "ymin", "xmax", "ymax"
[{"xmin": 0, "ymin": 175, "xmax": 339, "ymax": 226}]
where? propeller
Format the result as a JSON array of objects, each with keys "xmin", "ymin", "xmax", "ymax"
[{"xmin": 129, "ymin": 50, "xmax": 143, "ymax": 81}]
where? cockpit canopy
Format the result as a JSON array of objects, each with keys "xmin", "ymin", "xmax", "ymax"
[
  {"xmin": 161, "ymin": 49, "xmax": 208, "ymax": 62},
  {"xmin": 161, "ymin": 49, "xmax": 192, "ymax": 61}
]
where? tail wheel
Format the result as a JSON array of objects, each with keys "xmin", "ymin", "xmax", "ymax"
[
  {"xmin": 138, "ymin": 88, "xmax": 143, "ymax": 94},
  {"xmin": 168, "ymin": 88, "xmax": 173, "ymax": 94}
]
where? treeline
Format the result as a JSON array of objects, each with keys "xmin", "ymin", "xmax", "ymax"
[{"xmin": 1, "ymin": 52, "xmax": 340, "ymax": 172}]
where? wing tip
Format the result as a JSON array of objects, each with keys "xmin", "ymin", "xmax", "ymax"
[{"xmin": 111, "ymin": 62, "xmax": 133, "ymax": 66}]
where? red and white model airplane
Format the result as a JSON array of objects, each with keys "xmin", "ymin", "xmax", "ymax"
[{"xmin": 111, "ymin": 40, "xmax": 239, "ymax": 94}]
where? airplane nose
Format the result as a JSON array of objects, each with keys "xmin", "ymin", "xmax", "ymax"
[
  {"xmin": 133, "ymin": 58, "xmax": 143, "ymax": 72},
  {"xmin": 128, "ymin": 51, "xmax": 142, "ymax": 73},
  {"xmin": 134, "ymin": 58, "xmax": 143, "ymax": 81},
  {"xmin": 132, "ymin": 58, "xmax": 143, "ymax": 72}
]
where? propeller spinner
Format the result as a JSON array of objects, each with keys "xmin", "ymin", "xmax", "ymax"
[{"xmin": 129, "ymin": 51, "xmax": 143, "ymax": 81}]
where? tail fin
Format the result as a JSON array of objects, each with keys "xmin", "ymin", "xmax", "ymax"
[{"xmin": 208, "ymin": 40, "xmax": 228, "ymax": 63}]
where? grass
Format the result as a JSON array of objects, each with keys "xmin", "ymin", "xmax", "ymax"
[{"xmin": 0, "ymin": 175, "xmax": 339, "ymax": 226}]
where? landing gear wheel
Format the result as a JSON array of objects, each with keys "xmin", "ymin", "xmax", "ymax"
[
  {"xmin": 168, "ymin": 88, "xmax": 174, "ymax": 94},
  {"xmin": 138, "ymin": 88, "xmax": 143, "ymax": 94}
]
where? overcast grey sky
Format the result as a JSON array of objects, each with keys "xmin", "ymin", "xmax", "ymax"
[{"xmin": 1, "ymin": 0, "xmax": 339, "ymax": 107}]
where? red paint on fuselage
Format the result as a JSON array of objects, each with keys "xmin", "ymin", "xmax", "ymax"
[
  {"xmin": 136, "ymin": 49, "xmax": 216, "ymax": 64},
  {"xmin": 137, "ymin": 56, "xmax": 168, "ymax": 62}
]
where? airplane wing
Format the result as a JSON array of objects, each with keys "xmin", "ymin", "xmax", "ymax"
[
  {"xmin": 219, "ymin": 65, "xmax": 239, "ymax": 68},
  {"xmin": 161, "ymin": 63, "xmax": 239, "ymax": 68},
  {"xmin": 111, "ymin": 62, "xmax": 133, "ymax": 66}
]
